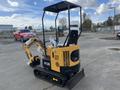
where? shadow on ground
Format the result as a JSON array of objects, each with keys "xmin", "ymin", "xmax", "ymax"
[{"xmin": 100, "ymin": 37, "xmax": 118, "ymax": 40}]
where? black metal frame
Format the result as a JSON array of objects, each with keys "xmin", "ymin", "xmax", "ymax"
[
  {"xmin": 55, "ymin": 13, "xmax": 59, "ymax": 47},
  {"xmin": 42, "ymin": 11, "xmax": 46, "ymax": 55},
  {"xmin": 42, "ymin": 1, "xmax": 82, "ymax": 56},
  {"xmin": 79, "ymin": 7, "xmax": 82, "ymax": 37},
  {"xmin": 63, "ymin": 6, "xmax": 70, "ymax": 46}
]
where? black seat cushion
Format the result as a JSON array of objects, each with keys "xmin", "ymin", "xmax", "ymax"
[{"xmin": 67, "ymin": 30, "xmax": 78, "ymax": 46}]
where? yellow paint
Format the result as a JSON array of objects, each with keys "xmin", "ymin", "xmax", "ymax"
[
  {"xmin": 53, "ymin": 78, "xmax": 58, "ymax": 81},
  {"xmin": 23, "ymin": 38, "xmax": 80, "ymax": 73},
  {"xmin": 50, "ymin": 45, "xmax": 80, "ymax": 72},
  {"xmin": 23, "ymin": 38, "xmax": 44, "ymax": 64}
]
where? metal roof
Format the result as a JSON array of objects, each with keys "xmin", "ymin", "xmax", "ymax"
[{"xmin": 44, "ymin": 1, "xmax": 81, "ymax": 13}]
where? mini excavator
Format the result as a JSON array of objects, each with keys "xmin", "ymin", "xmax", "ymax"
[{"xmin": 23, "ymin": 1, "xmax": 85, "ymax": 89}]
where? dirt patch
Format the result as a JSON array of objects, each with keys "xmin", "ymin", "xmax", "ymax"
[
  {"xmin": 108, "ymin": 48, "xmax": 120, "ymax": 51},
  {"xmin": 100, "ymin": 37, "xmax": 117, "ymax": 40}
]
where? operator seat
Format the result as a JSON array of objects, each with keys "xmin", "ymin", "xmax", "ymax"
[{"xmin": 67, "ymin": 30, "xmax": 78, "ymax": 46}]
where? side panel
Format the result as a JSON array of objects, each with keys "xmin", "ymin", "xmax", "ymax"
[
  {"xmin": 50, "ymin": 45, "xmax": 80, "ymax": 73},
  {"xmin": 60, "ymin": 45, "xmax": 80, "ymax": 67},
  {"xmin": 50, "ymin": 49, "xmax": 61, "ymax": 72}
]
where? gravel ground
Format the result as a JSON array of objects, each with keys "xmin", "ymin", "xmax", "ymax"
[{"xmin": 0, "ymin": 32, "xmax": 120, "ymax": 90}]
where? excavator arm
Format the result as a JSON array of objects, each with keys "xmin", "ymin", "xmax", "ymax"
[{"xmin": 23, "ymin": 37, "xmax": 45, "ymax": 67}]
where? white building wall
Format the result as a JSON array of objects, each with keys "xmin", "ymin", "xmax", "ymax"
[
  {"xmin": 96, "ymin": 25, "xmax": 120, "ymax": 33},
  {"xmin": 0, "ymin": 25, "xmax": 13, "ymax": 32}
]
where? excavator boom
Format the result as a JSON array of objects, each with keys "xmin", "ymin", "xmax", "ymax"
[{"xmin": 23, "ymin": 37, "xmax": 45, "ymax": 67}]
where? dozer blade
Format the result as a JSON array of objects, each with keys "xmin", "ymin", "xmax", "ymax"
[{"xmin": 66, "ymin": 68, "xmax": 85, "ymax": 90}]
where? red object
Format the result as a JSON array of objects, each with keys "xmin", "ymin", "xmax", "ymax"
[{"xmin": 13, "ymin": 29, "xmax": 36, "ymax": 41}]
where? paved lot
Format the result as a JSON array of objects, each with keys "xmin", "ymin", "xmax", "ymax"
[{"xmin": 0, "ymin": 33, "xmax": 120, "ymax": 90}]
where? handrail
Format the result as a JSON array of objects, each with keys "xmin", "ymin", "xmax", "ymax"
[{"xmin": 42, "ymin": 11, "xmax": 47, "ymax": 56}]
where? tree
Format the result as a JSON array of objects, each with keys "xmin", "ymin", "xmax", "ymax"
[
  {"xmin": 82, "ymin": 19, "xmax": 92, "ymax": 31},
  {"xmin": 106, "ymin": 16, "xmax": 113, "ymax": 26},
  {"xmin": 83, "ymin": 13, "xmax": 86, "ymax": 22},
  {"xmin": 59, "ymin": 17, "xmax": 67, "ymax": 30},
  {"xmin": 28, "ymin": 26, "xmax": 33, "ymax": 30},
  {"xmin": 25, "ymin": 26, "xmax": 28, "ymax": 29},
  {"xmin": 50, "ymin": 26, "xmax": 54, "ymax": 31},
  {"xmin": 96, "ymin": 23, "xmax": 102, "ymax": 28}
]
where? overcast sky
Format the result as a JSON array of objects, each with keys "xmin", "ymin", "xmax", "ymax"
[{"xmin": 0, "ymin": 0, "xmax": 120, "ymax": 28}]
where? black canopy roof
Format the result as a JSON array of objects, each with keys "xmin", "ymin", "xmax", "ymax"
[{"xmin": 44, "ymin": 1, "xmax": 81, "ymax": 13}]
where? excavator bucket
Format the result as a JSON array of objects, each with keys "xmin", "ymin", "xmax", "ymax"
[{"xmin": 65, "ymin": 68, "xmax": 85, "ymax": 90}]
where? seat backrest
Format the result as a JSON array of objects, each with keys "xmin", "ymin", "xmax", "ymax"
[{"xmin": 67, "ymin": 30, "xmax": 78, "ymax": 46}]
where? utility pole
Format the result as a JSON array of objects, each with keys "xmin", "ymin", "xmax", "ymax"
[
  {"xmin": 113, "ymin": 7, "xmax": 116, "ymax": 34},
  {"xmin": 109, "ymin": 6, "xmax": 116, "ymax": 34}
]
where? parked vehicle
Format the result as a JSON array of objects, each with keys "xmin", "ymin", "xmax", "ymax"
[
  {"xmin": 116, "ymin": 31, "xmax": 120, "ymax": 39},
  {"xmin": 13, "ymin": 29, "xmax": 36, "ymax": 42}
]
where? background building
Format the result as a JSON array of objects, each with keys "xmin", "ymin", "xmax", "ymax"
[
  {"xmin": 114, "ymin": 14, "xmax": 120, "ymax": 25},
  {"xmin": 0, "ymin": 25, "xmax": 13, "ymax": 32}
]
